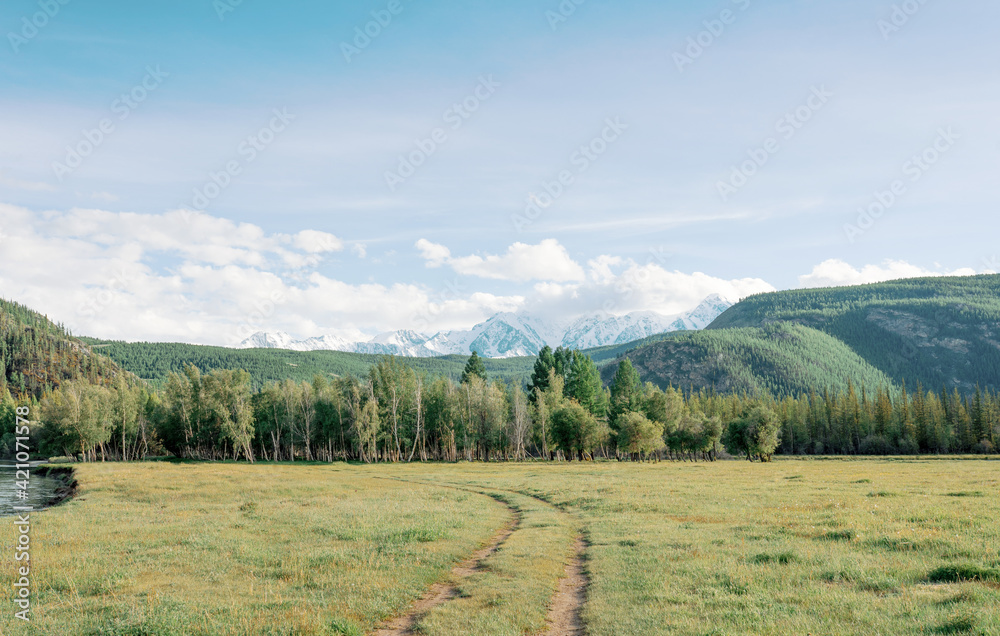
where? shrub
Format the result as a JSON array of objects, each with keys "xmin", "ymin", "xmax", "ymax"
[
  {"xmin": 859, "ymin": 435, "xmax": 895, "ymax": 455},
  {"xmin": 974, "ymin": 439, "xmax": 995, "ymax": 455}
]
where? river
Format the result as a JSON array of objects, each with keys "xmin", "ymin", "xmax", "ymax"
[{"xmin": 0, "ymin": 462, "xmax": 68, "ymax": 516}]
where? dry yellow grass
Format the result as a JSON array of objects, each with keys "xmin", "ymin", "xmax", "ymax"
[
  {"xmin": 0, "ymin": 462, "xmax": 508, "ymax": 635},
  {"xmin": 2, "ymin": 458, "xmax": 999, "ymax": 635}
]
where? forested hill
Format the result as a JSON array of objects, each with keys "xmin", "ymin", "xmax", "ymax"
[
  {"xmin": 9, "ymin": 273, "xmax": 1000, "ymax": 399},
  {"xmin": 0, "ymin": 298, "xmax": 126, "ymax": 399},
  {"xmin": 707, "ymin": 274, "xmax": 1000, "ymax": 392},
  {"xmin": 599, "ymin": 323, "xmax": 896, "ymax": 396},
  {"xmin": 79, "ymin": 339, "xmax": 537, "ymax": 389}
]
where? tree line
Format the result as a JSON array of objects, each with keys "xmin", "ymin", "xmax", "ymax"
[{"xmin": 2, "ymin": 346, "xmax": 998, "ymax": 463}]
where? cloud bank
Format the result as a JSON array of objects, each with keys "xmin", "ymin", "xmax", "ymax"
[{"xmin": 0, "ymin": 206, "xmax": 989, "ymax": 345}]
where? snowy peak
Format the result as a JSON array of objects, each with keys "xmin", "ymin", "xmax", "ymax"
[
  {"xmin": 564, "ymin": 311, "xmax": 678, "ymax": 350},
  {"xmin": 680, "ymin": 294, "xmax": 734, "ymax": 329},
  {"xmin": 236, "ymin": 295, "xmax": 735, "ymax": 358},
  {"xmin": 240, "ymin": 331, "xmax": 303, "ymax": 350},
  {"xmin": 371, "ymin": 330, "xmax": 430, "ymax": 347},
  {"xmin": 424, "ymin": 313, "xmax": 551, "ymax": 358}
]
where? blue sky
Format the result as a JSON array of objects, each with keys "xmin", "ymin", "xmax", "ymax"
[{"xmin": 0, "ymin": 0, "xmax": 997, "ymax": 344}]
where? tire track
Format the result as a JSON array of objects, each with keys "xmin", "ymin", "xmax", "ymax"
[
  {"xmin": 425, "ymin": 481, "xmax": 590, "ymax": 636},
  {"xmin": 372, "ymin": 482, "xmax": 520, "ymax": 636},
  {"xmin": 542, "ymin": 535, "xmax": 587, "ymax": 636},
  {"xmin": 371, "ymin": 477, "xmax": 589, "ymax": 636}
]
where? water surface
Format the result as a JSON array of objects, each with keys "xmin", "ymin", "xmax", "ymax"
[{"xmin": 0, "ymin": 462, "xmax": 66, "ymax": 516}]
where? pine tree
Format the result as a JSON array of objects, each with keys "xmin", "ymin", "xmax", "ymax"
[
  {"xmin": 608, "ymin": 358, "xmax": 643, "ymax": 433},
  {"xmin": 461, "ymin": 351, "xmax": 487, "ymax": 384},
  {"xmin": 565, "ymin": 351, "xmax": 607, "ymax": 418}
]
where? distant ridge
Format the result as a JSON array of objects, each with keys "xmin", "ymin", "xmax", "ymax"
[
  {"xmin": 706, "ymin": 274, "xmax": 1000, "ymax": 393},
  {"xmin": 237, "ymin": 294, "xmax": 734, "ymax": 359}
]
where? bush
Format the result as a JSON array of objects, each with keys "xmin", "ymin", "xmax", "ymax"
[
  {"xmin": 974, "ymin": 439, "xmax": 995, "ymax": 455},
  {"xmin": 897, "ymin": 437, "xmax": 919, "ymax": 455},
  {"xmin": 859, "ymin": 435, "xmax": 895, "ymax": 455}
]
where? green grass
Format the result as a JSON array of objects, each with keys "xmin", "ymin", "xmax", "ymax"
[
  {"xmin": 0, "ymin": 463, "xmax": 509, "ymax": 635},
  {"xmin": 2, "ymin": 459, "xmax": 1000, "ymax": 635},
  {"xmin": 414, "ymin": 485, "xmax": 579, "ymax": 635},
  {"xmin": 384, "ymin": 459, "xmax": 1000, "ymax": 635}
]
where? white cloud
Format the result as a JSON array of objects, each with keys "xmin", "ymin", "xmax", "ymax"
[
  {"xmin": 416, "ymin": 238, "xmax": 586, "ymax": 282},
  {"xmin": 351, "ymin": 243, "xmax": 367, "ymax": 258},
  {"xmin": 0, "ymin": 204, "xmax": 523, "ymax": 346},
  {"xmin": 293, "ymin": 230, "xmax": 342, "ymax": 254},
  {"xmin": 798, "ymin": 259, "xmax": 980, "ymax": 289},
  {"xmin": 415, "ymin": 239, "xmax": 451, "ymax": 267},
  {"xmin": 0, "ymin": 205, "xmax": 777, "ymax": 347},
  {"xmin": 520, "ymin": 259, "xmax": 774, "ymax": 318},
  {"xmin": 586, "ymin": 255, "xmax": 624, "ymax": 285}
]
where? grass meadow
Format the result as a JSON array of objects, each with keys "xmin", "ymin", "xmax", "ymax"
[{"xmin": 2, "ymin": 458, "xmax": 999, "ymax": 635}]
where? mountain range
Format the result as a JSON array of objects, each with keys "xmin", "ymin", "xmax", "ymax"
[
  {"xmin": 237, "ymin": 294, "xmax": 734, "ymax": 358},
  {"xmin": 5, "ymin": 274, "xmax": 1000, "ymax": 399}
]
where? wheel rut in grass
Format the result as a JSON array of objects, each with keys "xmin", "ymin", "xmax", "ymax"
[
  {"xmin": 432, "ymin": 481, "xmax": 590, "ymax": 636},
  {"xmin": 542, "ymin": 534, "xmax": 587, "ymax": 636},
  {"xmin": 372, "ymin": 483, "xmax": 520, "ymax": 636},
  {"xmin": 372, "ymin": 478, "xmax": 589, "ymax": 636}
]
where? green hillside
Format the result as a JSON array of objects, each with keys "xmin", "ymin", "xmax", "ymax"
[
  {"xmin": 79, "ymin": 339, "xmax": 536, "ymax": 389},
  {"xmin": 600, "ymin": 323, "xmax": 897, "ymax": 395},
  {"xmin": 707, "ymin": 274, "xmax": 1000, "ymax": 392},
  {"xmin": 0, "ymin": 298, "xmax": 126, "ymax": 399},
  {"xmin": 14, "ymin": 273, "xmax": 1000, "ymax": 399},
  {"xmin": 583, "ymin": 332, "xmax": 684, "ymax": 366}
]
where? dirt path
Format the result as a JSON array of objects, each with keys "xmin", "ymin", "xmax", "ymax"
[
  {"xmin": 445, "ymin": 484, "xmax": 591, "ymax": 636},
  {"xmin": 372, "ymin": 497, "xmax": 520, "ymax": 636},
  {"xmin": 371, "ymin": 478, "xmax": 589, "ymax": 636},
  {"xmin": 542, "ymin": 535, "xmax": 587, "ymax": 636}
]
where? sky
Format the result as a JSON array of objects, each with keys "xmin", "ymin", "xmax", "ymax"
[{"xmin": 0, "ymin": 0, "xmax": 997, "ymax": 345}]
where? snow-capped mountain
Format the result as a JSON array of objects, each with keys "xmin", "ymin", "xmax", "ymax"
[
  {"xmin": 561, "ymin": 311, "xmax": 681, "ymax": 350},
  {"xmin": 423, "ymin": 313, "xmax": 556, "ymax": 358},
  {"xmin": 350, "ymin": 330, "xmax": 439, "ymax": 357},
  {"xmin": 238, "ymin": 331, "xmax": 353, "ymax": 352},
  {"xmin": 673, "ymin": 294, "xmax": 733, "ymax": 330},
  {"xmin": 236, "ymin": 295, "xmax": 735, "ymax": 358}
]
